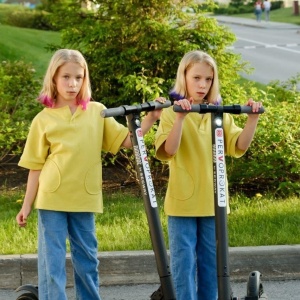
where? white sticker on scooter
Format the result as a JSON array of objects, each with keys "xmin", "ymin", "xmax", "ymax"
[
  {"xmin": 135, "ymin": 128, "xmax": 157, "ymax": 208},
  {"xmin": 215, "ymin": 128, "xmax": 227, "ymax": 207}
]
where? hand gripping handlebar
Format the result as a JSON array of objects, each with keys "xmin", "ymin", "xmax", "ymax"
[
  {"xmin": 101, "ymin": 100, "xmax": 172, "ymax": 118},
  {"xmin": 173, "ymin": 104, "xmax": 265, "ymax": 114}
]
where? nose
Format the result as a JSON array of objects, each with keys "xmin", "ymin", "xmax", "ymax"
[
  {"xmin": 198, "ymin": 79, "xmax": 206, "ymax": 89},
  {"xmin": 69, "ymin": 79, "xmax": 76, "ymax": 87}
]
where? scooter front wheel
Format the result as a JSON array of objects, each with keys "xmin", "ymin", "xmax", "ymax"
[{"xmin": 246, "ymin": 271, "xmax": 263, "ymax": 298}]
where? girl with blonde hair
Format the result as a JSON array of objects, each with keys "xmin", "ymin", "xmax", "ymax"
[
  {"xmin": 16, "ymin": 49, "xmax": 163, "ymax": 300},
  {"xmin": 155, "ymin": 50, "xmax": 262, "ymax": 300}
]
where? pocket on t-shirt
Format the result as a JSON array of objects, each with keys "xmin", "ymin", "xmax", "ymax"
[
  {"xmin": 85, "ymin": 162, "xmax": 102, "ymax": 195},
  {"xmin": 169, "ymin": 166, "xmax": 194, "ymax": 200},
  {"xmin": 39, "ymin": 159, "xmax": 61, "ymax": 192}
]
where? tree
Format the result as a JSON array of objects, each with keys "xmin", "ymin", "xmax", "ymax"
[{"xmin": 48, "ymin": 0, "xmax": 248, "ymax": 107}]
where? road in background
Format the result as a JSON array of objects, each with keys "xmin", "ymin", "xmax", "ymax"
[{"xmin": 216, "ymin": 16, "xmax": 300, "ymax": 87}]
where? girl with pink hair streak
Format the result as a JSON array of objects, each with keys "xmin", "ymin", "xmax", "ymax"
[{"xmin": 16, "ymin": 49, "xmax": 163, "ymax": 300}]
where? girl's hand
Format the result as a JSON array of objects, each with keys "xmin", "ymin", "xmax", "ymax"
[
  {"xmin": 16, "ymin": 205, "xmax": 32, "ymax": 227},
  {"xmin": 147, "ymin": 97, "xmax": 167, "ymax": 121},
  {"xmin": 245, "ymin": 98, "xmax": 262, "ymax": 113},
  {"xmin": 245, "ymin": 98, "xmax": 262, "ymax": 119},
  {"xmin": 174, "ymin": 97, "xmax": 194, "ymax": 119}
]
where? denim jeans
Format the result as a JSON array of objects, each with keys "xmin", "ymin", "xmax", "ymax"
[
  {"xmin": 38, "ymin": 210, "xmax": 101, "ymax": 300},
  {"xmin": 168, "ymin": 216, "xmax": 217, "ymax": 300}
]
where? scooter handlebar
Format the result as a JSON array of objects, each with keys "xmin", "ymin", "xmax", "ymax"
[
  {"xmin": 173, "ymin": 104, "xmax": 265, "ymax": 114},
  {"xmin": 101, "ymin": 100, "xmax": 172, "ymax": 118}
]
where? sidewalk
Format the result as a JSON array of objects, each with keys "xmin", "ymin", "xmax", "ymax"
[
  {"xmin": 1, "ymin": 245, "xmax": 300, "ymax": 289},
  {"xmin": 214, "ymin": 15, "xmax": 300, "ymax": 30}
]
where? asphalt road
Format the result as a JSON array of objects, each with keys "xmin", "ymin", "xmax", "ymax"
[
  {"xmin": 1, "ymin": 279, "xmax": 299, "ymax": 300},
  {"xmin": 215, "ymin": 16, "xmax": 300, "ymax": 88}
]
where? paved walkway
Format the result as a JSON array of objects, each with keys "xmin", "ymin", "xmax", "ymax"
[{"xmin": 214, "ymin": 15, "xmax": 300, "ymax": 30}]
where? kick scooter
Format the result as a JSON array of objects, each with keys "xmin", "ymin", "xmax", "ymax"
[
  {"xmin": 101, "ymin": 100, "xmax": 176, "ymax": 299},
  {"xmin": 174, "ymin": 103, "xmax": 267, "ymax": 300},
  {"xmin": 15, "ymin": 100, "xmax": 175, "ymax": 300}
]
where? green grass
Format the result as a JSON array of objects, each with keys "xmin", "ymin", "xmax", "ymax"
[
  {"xmin": 1, "ymin": 189, "xmax": 299, "ymax": 255},
  {"xmin": 233, "ymin": 7, "xmax": 300, "ymax": 25},
  {"xmin": 228, "ymin": 194, "xmax": 300, "ymax": 246},
  {"xmin": 0, "ymin": 24, "xmax": 60, "ymax": 78},
  {"xmin": 0, "ymin": 4, "xmax": 299, "ymax": 255}
]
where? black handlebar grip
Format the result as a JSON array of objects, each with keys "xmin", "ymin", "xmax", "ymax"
[
  {"xmin": 100, "ymin": 106, "xmax": 127, "ymax": 118},
  {"xmin": 239, "ymin": 106, "xmax": 265, "ymax": 114},
  {"xmin": 173, "ymin": 104, "xmax": 265, "ymax": 114},
  {"xmin": 101, "ymin": 100, "xmax": 172, "ymax": 118}
]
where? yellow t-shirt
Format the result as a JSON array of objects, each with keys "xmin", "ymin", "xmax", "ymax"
[
  {"xmin": 18, "ymin": 102, "xmax": 128, "ymax": 213},
  {"xmin": 155, "ymin": 107, "xmax": 246, "ymax": 217}
]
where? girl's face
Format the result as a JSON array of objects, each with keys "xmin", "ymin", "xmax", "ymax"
[
  {"xmin": 54, "ymin": 62, "xmax": 84, "ymax": 107},
  {"xmin": 185, "ymin": 62, "xmax": 213, "ymax": 104}
]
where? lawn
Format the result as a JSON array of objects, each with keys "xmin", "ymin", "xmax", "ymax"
[
  {"xmin": 0, "ymin": 24, "xmax": 60, "ymax": 78},
  {"xmin": 1, "ymin": 189, "xmax": 299, "ymax": 255},
  {"xmin": 233, "ymin": 7, "xmax": 300, "ymax": 25}
]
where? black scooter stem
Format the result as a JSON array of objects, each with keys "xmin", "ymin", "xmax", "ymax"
[{"xmin": 102, "ymin": 106, "xmax": 176, "ymax": 299}]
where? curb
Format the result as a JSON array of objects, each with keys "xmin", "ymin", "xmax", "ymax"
[{"xmin": 1, "ymin": 245, "xmax": 300, "ymax": 289}]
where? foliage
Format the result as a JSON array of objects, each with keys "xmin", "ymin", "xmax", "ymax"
[
  {"xmin": 226, "ymin": 75, "xmax": 300, "ymax": 197},
  {"xmin": 0, "ymin": 4, "xmax": 54, "ymax": 30},
  {"xmin": 0, "ymin": 61, "xmax": 42, "ymax": 164},
  {"xmin": 47, "ymin": 0, "xmax": 244, "ymax": 108},
  {"xmin": 214, "ymin": 0, "xmax": 284, "ymax": 15},
  {"xmin": 0, "ymin": 2, "xmax": 299, "ymax": 196},
  {"xmin": 229, "ymin": 6, "xmax": 300, "ymax": 25}
]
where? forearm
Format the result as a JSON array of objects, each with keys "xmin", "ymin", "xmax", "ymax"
[
  {"xmin": 164, "ymin": 117, "xmax": 185, "ymax": 156},
  {"xmin": 141, "ymin": 113, "xmax": 158, "ymax": 135},
  {"xmin": 122, "ymin": 113, "xmax": 159, "ymax": 149},
  {"xmin": 237, "ymin": 116, "xmax": 259, "ymax": 151},
  {"xmin": 23, "ymin": 169, "xmax": 41, "ymax": 209}
]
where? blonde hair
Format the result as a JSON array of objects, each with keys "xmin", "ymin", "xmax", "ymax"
[
  {"xmin": 172, "ymin": 50, "xmax": 219, "ymax": 104},
  {"xmin": 38, "ymin": 49, "xmax": 92, "ymax": 109}
]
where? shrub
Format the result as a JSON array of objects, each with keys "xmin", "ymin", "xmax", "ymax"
[
  {"xmin": 0, "ymin": 60, "xmax": 41, "ymax": 164},
  {"xmin": 5, "ymin": 9, "xmax": 54, "ymax": 30},
  {"xmin": 226, "ymin": 75, "xmax": 300, "ymax": 196}
]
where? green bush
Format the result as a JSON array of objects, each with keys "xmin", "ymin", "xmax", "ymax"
[
  {"xmin": 0, "ymin": 60, "xmax": 41, "ymax": 164},
  {"xmin": 226, "ymin": 76, "xmax": 300, "ymax": 196},
  {"xmin": 48, "ymin": 0, "xmax": 241, "ymax": 108},
  {"xmin": 5, "ymin": 8, "xmax": 54, "ymax": 30},
  {"xmin": 213, "ymin": 1, "xmax": 284, "ymax": 15}
]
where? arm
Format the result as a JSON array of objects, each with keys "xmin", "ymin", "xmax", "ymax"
[
  {"xmin": 236, "ymin": 99, "xmax": 262, "ymax": 151},
  {"xmin": 16, "ymin": 169, "xmax": 41, "ymax": 227},
  {"xmin": 164, "ymin": 98, "xmax": 193, "ymax": 156}
]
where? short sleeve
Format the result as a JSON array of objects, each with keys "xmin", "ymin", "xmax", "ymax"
[
  {"xmin": 223, "ymin": 113, "xmax": 245, "ymax": 158},
  {"xmin": 18, "ymin": 114, "xmax": 50, "ymax": 170},
  {"xmin": 155, "ymin": 107, "xmax": 175, "ymax": 161}
]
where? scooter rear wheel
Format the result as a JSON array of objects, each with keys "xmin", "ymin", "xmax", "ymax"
[{"xmin": 16, "ymin": 292, "xmax": 38, "ymax": 300}]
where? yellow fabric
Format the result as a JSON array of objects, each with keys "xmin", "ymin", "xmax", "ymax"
[
  {"xmin": 18, "ymin": 102, "xmax": 128, "ymax": 213},
  {"xmin": 155, "ymin": 106, "xmax": 246, "ymax": 217}
]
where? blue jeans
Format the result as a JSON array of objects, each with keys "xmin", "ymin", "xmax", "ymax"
[
  {"xmin": 38, "ymin": 210, "xmax": 101, "ymax": 300},
  {"xmin": 168, "ymin": 216, "xmax": 217, "ymax": 300}
]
